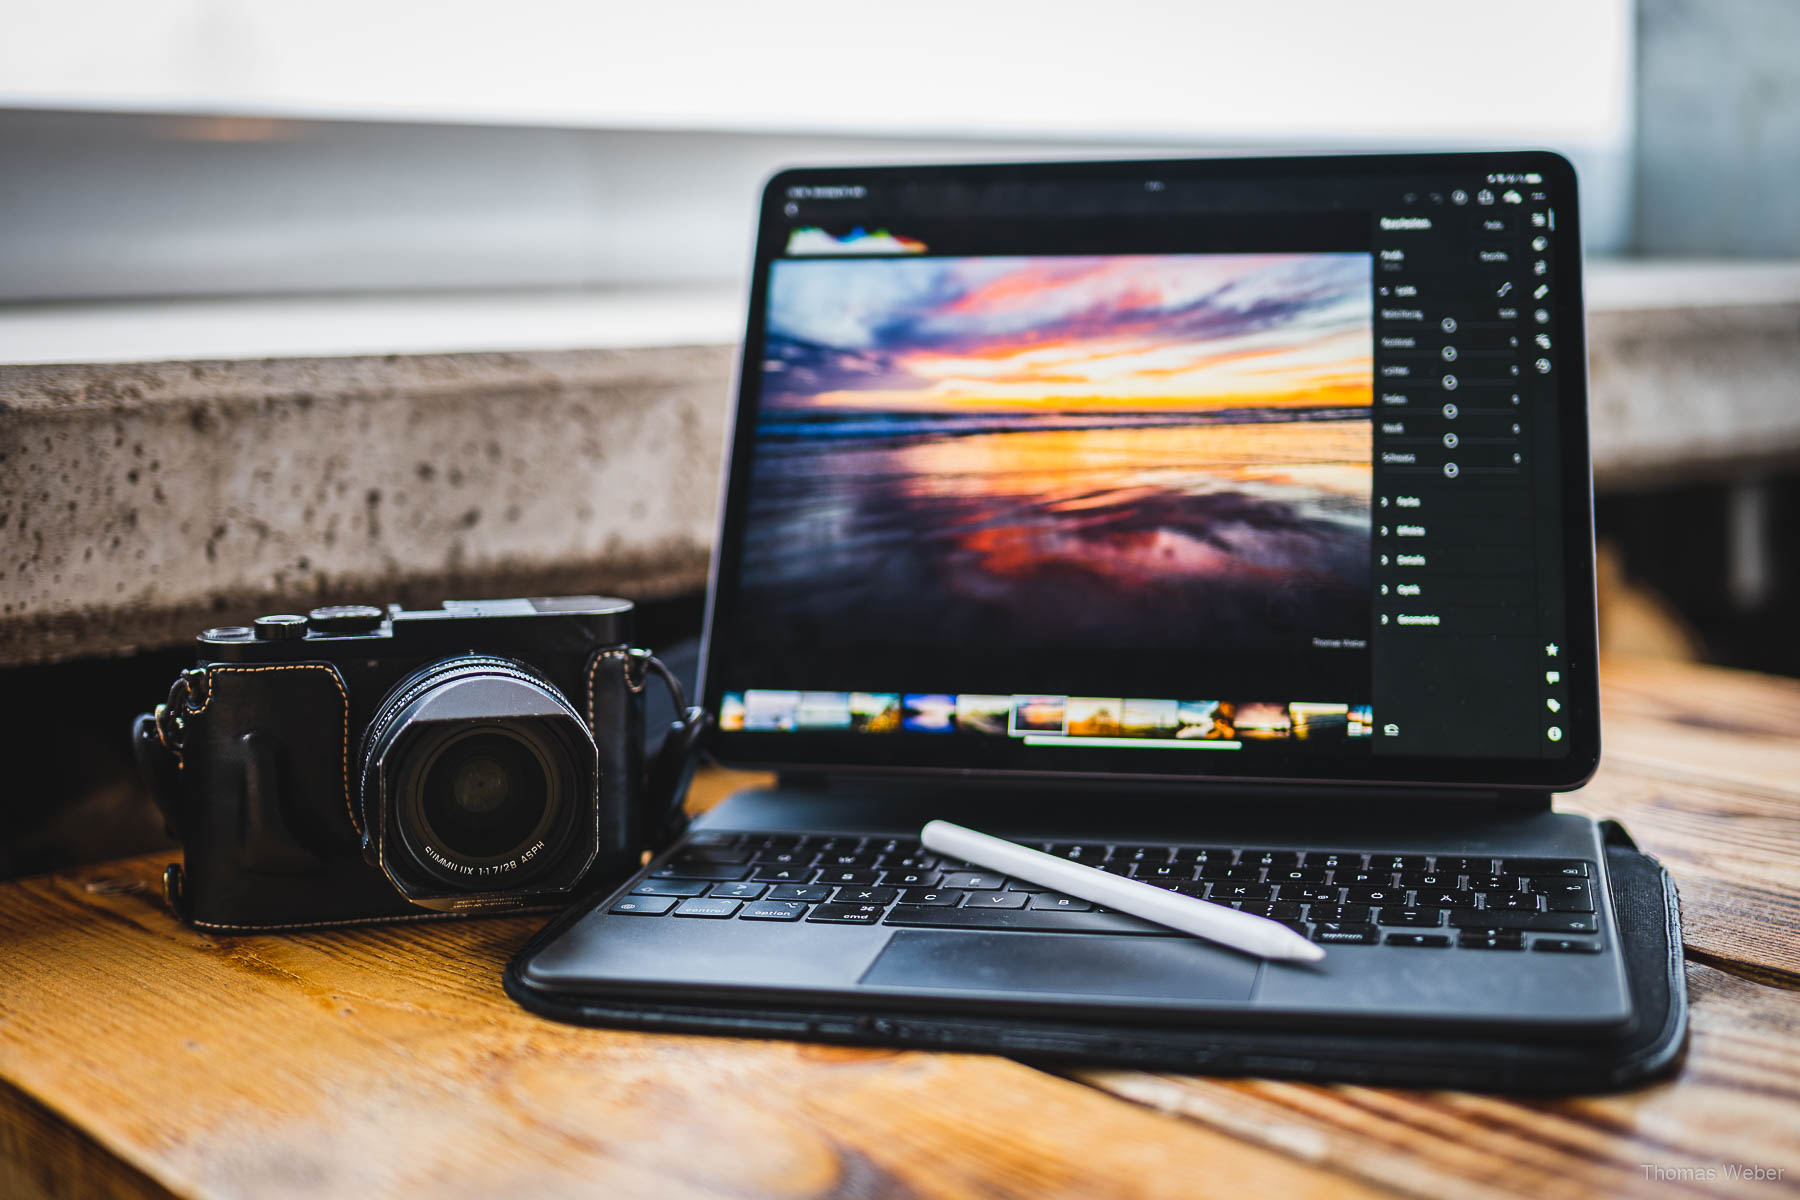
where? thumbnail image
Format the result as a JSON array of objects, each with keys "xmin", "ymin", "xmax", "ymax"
[
  {"xmin": 955, "ymin": 694, "xmax": 1014, "ymax": 736},
  {"xmin": 1067, "ymin": 697, "xmax": 1124, "ymax": 738},
  {"xmin": 1234, "ymin": 702, "xmax": 1293, "ymax": 740},
  {"xmin": 1120, "ymin": 699, "xmax": 1181, "ymax": 738},
  {"xmin": 1175, "ymin": 700, "xmax": 1235, "ymax": 740},
  {"xmin": 850, "ymin": 692, "xmax": 902, "ymax": 733},
  {"xmin": 1010, "ymin": 695, "xmax": 1068, "ymax": 735},
  {"xmin": 902, "ymin": 693, "xmax": 957, "ymax": 733},
  {"xmin": 732, "ymin": 252, "xmax": 1373, "ymax": 663},
  {"xmin": 796, "ymin": 691, "xmax": 853, "ymax": 731},
  {"xmin": 743, "ymin": 689, "xmax": 801, "ymax": 731},
  {"xmin": 719, "ymin": 692, "xmax": 746, "ymax": 732},
  {"xmin": 1348, "ymin": 704, "xmax": 1374, "ymax": 737},
  {"xmin": 1289, "ymin": 702, "xmax": 1350, "ymax": 741},
  {"xmin": 785, "ymin": 226, "xmax": 929, "ymax": 256}
]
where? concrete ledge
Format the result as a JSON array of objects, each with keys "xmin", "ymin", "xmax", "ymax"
[{"xmin": 1, "ymin": 348, "xmax": 731, "ymax": 665}]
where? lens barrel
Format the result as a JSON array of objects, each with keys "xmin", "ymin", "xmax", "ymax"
[{"xmin": 358, "ymin": 656, "xmax": 600, "ymax": 907}]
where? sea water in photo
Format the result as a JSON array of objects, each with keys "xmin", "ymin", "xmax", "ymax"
[{"xmin": 738, "ymin": 254, "xmax": 1373, "ymax": 654}]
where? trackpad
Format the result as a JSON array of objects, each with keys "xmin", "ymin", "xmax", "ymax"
[{"xmin": 860, "ymin": 931, "xmax": 1259, "ymax": 1002}]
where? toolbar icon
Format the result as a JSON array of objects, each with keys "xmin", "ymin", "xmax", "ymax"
[
  {"xmin": 1532, "ymin": 235, "xmax": 1548, "ymax": 251},
  {"xmin": 1535, "ymin": 357, "xmax": 1552, "ymax": 374},
  {"xmin": 1535, "ymin": 308, "xmax": 1550, "ymax": 324},
  {"xmin": 1547, "ymin": 698, "xmax": 1561, "ymax": 713},
  {"xmin": 1502, "ymin": 189, "xmax": 1523, "ymax": 204},
  {"xmin": 1533, "ymin": 283, "xmax": 1548, "ymax": 299},
  {"xmin": 1535, "ymin": 333, "xmax": 1552, "ymax": 349},
  {"xmin": 1547, "ymin": 726, "xmax": 1563, "ymax": 742},
  {"xmin": 1452, "ymin": 189, "xmax": 1469, "ymax": 205},
  {"xmin": 1546, "ymin": 670, "xmax": 1560, "ymax": 683},
  {"xmin": 1496, "ymin": 281, "xmax": 1513, "ymax": 297},
  {"xmin": 1477, "ymin": 189, "xmax": 1495, "ymax": 205},
  {"xmin": 1531, "ymin": 212, "xmax": 1547, "ymax": 227}
]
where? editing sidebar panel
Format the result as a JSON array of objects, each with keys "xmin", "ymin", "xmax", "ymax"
[{"xmin": 1370, "ymin": 177, "xmax": 1567, "ymax": 759}]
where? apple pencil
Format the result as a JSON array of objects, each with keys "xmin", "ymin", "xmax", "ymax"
[{"xmin": 921, "ymin": 820, "xmax": 1326, "ymax": 963}]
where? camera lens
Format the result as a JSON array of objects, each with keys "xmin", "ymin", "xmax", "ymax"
[
  {"xmin": 359, "ymin": 655, "xmax": 600, "ymax": 901},
  {"xmin": 415, "ymin": 727, "xmax": 555, "ymax": 864}
]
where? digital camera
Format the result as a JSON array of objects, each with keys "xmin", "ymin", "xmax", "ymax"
[{"xmin": 133, "ymin": 596, "xmax": 703, "ymax": 931}]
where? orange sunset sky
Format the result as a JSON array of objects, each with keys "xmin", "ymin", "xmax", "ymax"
[{"xmin": 761, "ymin": 253, "xmax": 1372, "ymax": 414}]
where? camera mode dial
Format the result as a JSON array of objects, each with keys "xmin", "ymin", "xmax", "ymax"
[
  {"xmin": 252, "ymin": 614, "xmax": 310, "ymax": 641},
  {"xmin": 309, "ymin": 604, "xmax": 384, "ymax": 634}
]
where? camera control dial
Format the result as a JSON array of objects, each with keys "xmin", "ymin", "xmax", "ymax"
[
  {"xmin": 308, "ymin": 604, "xmax": 385, "ymax": 634},
  {"xmin": 252, "ymin": 614, "xmax": 310, "ymax": 640}
]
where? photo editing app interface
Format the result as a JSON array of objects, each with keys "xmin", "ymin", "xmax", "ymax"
[{"xmin": 713, "ymin": 164, "xmax": 1571, "ymax": 769}]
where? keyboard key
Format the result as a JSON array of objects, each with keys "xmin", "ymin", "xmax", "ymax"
[
  {"xmin": 710, "ymin": 882, "xmax": 766, "ymax": 900},
  {"xmin": 1236, "ymin": 901, "xmax": 1304, "ymax": 920},
  {"xmin": 749, "ymin": 866, "xmax": 812, "ymax": 883},
  {"xmin": 652, "ymin": 863, "xmax": 751, "ymax": 881},
  {"xmin": 673, "ymin": 897, "xmax": 741, "ymax": 918},
  {"xmin": 898, "ymin": 888, "xmax": 966, "ymax": 906},
  {"xmin": 1436, "ymin": 857, "xmax": 1491, "ymax": 874},
  {"xmin": 1386, "ymin": 932, "xmax": 1452, "ymax": 948},
  {"xmin": 1337, "ymin": 870, "xmax": 1393, "ymax": 888},
  {"xmin": 768, "ymin": 884, "xmax": 833, "ymax": 902},
  {"xmin": 1372, "ymin": 854, "xmax": 1429, "ymax": 873},
  {"xmin": 1416, "ymin": 889, "xmax": 1480, "ymax": 909},
  {"xmin": 1133, "ymin": 863, "xmax": 1194, "ymax": 882},
  {"xmin": 685, "ymin": 831, "xmax": 743, "ymax": 847},
  {"xmin": 1466, "ymin": 873, "xmax": 1520, "ymax": 892},
  {"xmin": 1028, "ymin": 893, "xmax": 1094, "ymax": 912},
  {"xmin": 670, "ymin": 846, "xmax": 752, "ymax": 865},
  {"xmin": 1484, "ymin": 893, "xmax": 1541, "ymax": 912},
  {"xmin": 886, "ymin": 855, "xmax": 942, "ymax": 871},
  {"xmin": 1005, "ymin": 878, "xmax": 1050, "ymax": 893},
  {"xmin": 1287, "ymin": 886, "xmax": 1340, "ymax": 904},
  {"xmin": 1306, "ymin": 851, "xmax": 1360, "ymax": 870},
  {"xmin": 631, "ymin": 879, "xmax": 710, "ymax": 897},
  {"xmin": 1243, "ymin": 850, "xmax": 1302, "ymax": 868},
  {"xmin": 819, "ymin": 852, "xmax": 877, "ymax": 869},
  {"xmin": 1398, "ymin": 871, "xmax": 1456, "ymax": 889},
  {"xmin": 1111, "ymin": 845, "xmax": 1163, "ymax": 861},
  {"xmin": 1049, "ymin": 843, "xmax": 1106, "ymax": 860},
  {"xmin": 1305, "ymin": 903, "xmax": 1372, "ymax": 923},
  {"xmin": 1460, "ymin": 933, "xmax": 1525, "ymax": 950},
  {"xmin": 966, "ymin": 891, "xmax": 1029, "ymax": 909},
  {"xmin": 1448, "ymin": 909, "xmax": 1532, "ymax": 930},
  {"xmin": 610, "ymin": 895, "xmax": 677, "ymax": 915},
  {"xmin": 1343, "ymin": 886, "xmax": 1404, "ymax": 905},
  {"xmin": 833, "ymin": 885, "xmax": 897, "ymax": 906},
  {"xmin": 1312, "ymin": 923, "xmax": 1379, "ymax": 945},
  {"xmin": 1533, "ymin": 878, "xmax": 1595, "ymax": 899},
  {"xmin": 809, "ymin": 837, "xmax": 863, "ymax": 854},
  {"xmin": 1269, "ymin": 867, "xmax": 1330, "ymax": 884},
  {"xmin": 883, "ymin": 906, "xmax": 1175, "ymax": 935},
  {"xmin": 1529, "ymin": 912, "xmax": 1598, "ymax": 934},
  {"xmin": 752, "ymin": 849, "xmax": 813, "ymax": 866},
  {"xmin": 1547, "ymin": 892, "xmax": 1596, "ymax": 913},
  {"xmin": 815, "ymin": 868, "xmax": 884, "ymax": 886},
  {"xmin": 941, "ymin": 871, "xmax": 1006, "ymax": 890},
  {"xmin": 739, "ymin": 901, "xmax": 808, "ymax": 921},
  {"xmin": 808, "ymin": 903, "xmax": 886, "ymax": 924},
  {"xmin": 1212, "ymin": 882, "xmax": 1272, "ymax": 900},
  {"xmin": 1377, "ymin": 908, "xmax": 1443, "ymax": 927},
  {"xmin": 1500, "ymin": 858, "xmax": 1589, "ymax": 877},
  {"xmin": 884, "ymin": 869, "xmax": 942, "ymax": 889},
  {"xmin": 1533, "ymin": 938, "xmax": 1603, "ymax": 954}
]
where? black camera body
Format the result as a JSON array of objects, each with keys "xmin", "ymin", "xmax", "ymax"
[{"xmin": 135, "ymin": 597, "xmax": 697, "ymax": 932}]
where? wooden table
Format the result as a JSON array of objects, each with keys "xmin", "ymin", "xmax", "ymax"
[{"xmin": 3, "ymin": 656, "xmax": 1797, "ymax": 1199}]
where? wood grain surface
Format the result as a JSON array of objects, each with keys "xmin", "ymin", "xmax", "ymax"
[{"xmin": 2, "ymin": 656, "xmax": 1797, "ymax": 1200}]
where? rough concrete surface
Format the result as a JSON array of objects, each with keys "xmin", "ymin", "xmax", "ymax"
[
  {"xmin": 0, "ymin": 348, "xmax": 732, "ymax": 665},
  {"xmin": 3, "ymin": 295, "xmax": 1797, "ymax": 666}
]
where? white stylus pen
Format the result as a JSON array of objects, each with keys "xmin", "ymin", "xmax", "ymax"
[{"xmin": 921, "ymin": 820, "xmax": 1326, "ymax": 963}]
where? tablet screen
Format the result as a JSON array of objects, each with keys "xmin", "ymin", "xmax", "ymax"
[{"xmin": 702, "ymin": 153, "xmax": 1597, "ymax": 788}]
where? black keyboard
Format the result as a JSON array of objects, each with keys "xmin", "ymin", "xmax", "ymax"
[{"xmin": 609, "ymin": 832, "xmax": 1603, "ymax": 953}]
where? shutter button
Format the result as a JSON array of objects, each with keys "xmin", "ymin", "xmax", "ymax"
[
  {"xmin": 307, "ymin": 604, "xmax": 385, "ymax": 634},
  {"xmin": 253, "ymin": 614, "xmax": 311, "ymax": 641}
]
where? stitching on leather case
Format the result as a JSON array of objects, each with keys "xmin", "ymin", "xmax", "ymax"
[
  {"xmin": 587, "ymin": 648, "xmax": 635, "ymax": 732},
  {"xmin": 192, "ymin": 664, "xmax": 353, "ymax": 830}
]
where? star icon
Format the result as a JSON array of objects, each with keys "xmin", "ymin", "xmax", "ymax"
[{"xmin": 1545, "ymin": 643, "xmax": 1559, "ymax": 657}]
